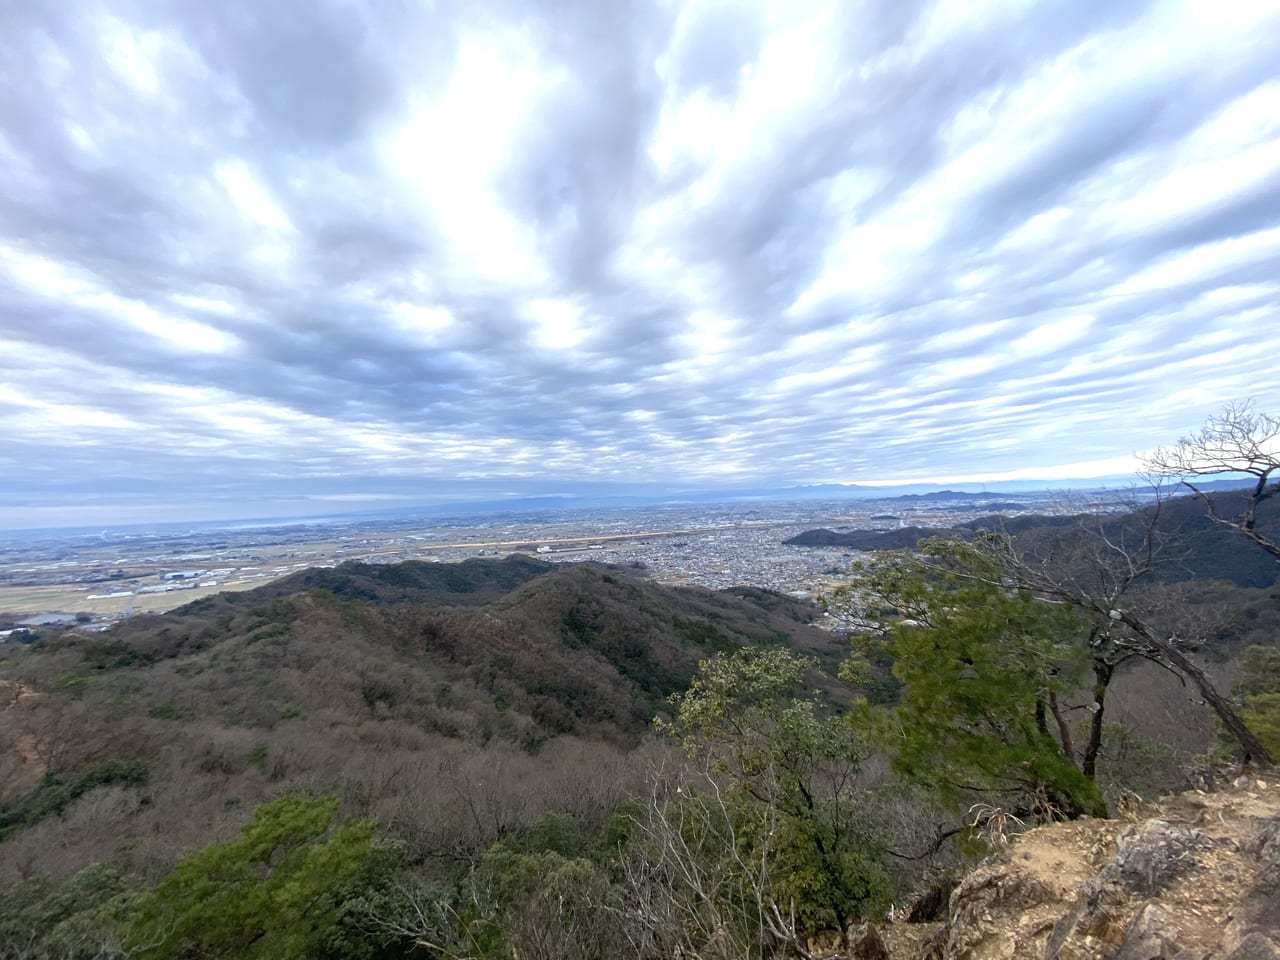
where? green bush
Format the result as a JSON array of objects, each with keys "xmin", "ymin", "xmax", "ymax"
[
  {"xmin": 127, "ymin": 794, "xmax": 374, "ymax": 959},
  {"xmin": 246, "ymin": 743, "xmax": 268, "ymax": 770},
  {"xmin": 471, "ymin": 839, "xmax": 619, "ymax": 960},
  {"xmin": 0, "ymin": 759, "xmax": 148, "ymax": 841},
  {"xmin": 1237, "ymin": 646, "xmax": 1280, "ymax": 758},
  {"xmin": 1243, "ymin": 692, "xmax": 1280, "ymax": 759},
  {"xmin": 674, "ymin": 616, "xmax": 739, "ymax": 653},
  {"xmin": 663, "ymin": 648, "xmax": 889, "ymax": 937},
  {"xmin": 0, "ymin": 862, "xmax": 143, "ymax": 959}
]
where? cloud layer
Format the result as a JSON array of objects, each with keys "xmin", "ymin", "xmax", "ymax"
[{"xmin": 3, "ymin": 0, "xmax": 1279, "ymax": 522}]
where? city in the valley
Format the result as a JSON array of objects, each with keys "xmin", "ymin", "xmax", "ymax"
[{"xmin": 0, "ymin": 488, "xmax": 1104, "ymax": 633}]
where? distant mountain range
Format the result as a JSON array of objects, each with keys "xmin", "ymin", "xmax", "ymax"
[
  {"xmin": 2, "ymin": 478, "xmax": 1259, "ymax": 539},
  {"xmin": 785, "ymin": 489, "xmax": 1279, "ymax": 589},
  {"xmin": 249, "ymin": 476, "xmax": 1255, "ymax": 522}
]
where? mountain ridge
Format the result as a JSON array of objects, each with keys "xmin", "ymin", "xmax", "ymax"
[{"xmin": 785, "ymin": 491, "xmax": 1280, "ymax": 589}]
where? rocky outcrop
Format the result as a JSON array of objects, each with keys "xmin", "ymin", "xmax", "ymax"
[
  {"xmin": 883, "ymin": 777, "xmax": 1279, "ymax": 960},
  {"xmin": 847, "ymin": 923, "xmax": 892, "ymax": 960}
]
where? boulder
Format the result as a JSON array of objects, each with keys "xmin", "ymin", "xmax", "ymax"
[
  {"xmin": 1225, "ymin": 933, "xmax": 1280, "ymax": 960},
  {"xmin": 936, "ymin": 862, "xmax": 1059, "ymax": 960},
  {"xmin": 1225, "ymin": 817, "xmax": 1280, "ymax": 950},
  {"xmin": 898, "ymin": 784, "xmax": 1278, "ymax": 960},
  {"xmin": 1099, "ymin": 820, "xmax": 1203, "ymax": 897},
  {"xmin": 847, "ymin": 922, "xmax": 891, "ymax": 960},
  {"xmin": 1111, "ymin": 902, "xmax": 1179, "ymax": 960}
]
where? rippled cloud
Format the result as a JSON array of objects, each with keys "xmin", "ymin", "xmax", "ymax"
[{"xmin": 2, "ymin": 0, "xmax": 1279, "ymax": 523}]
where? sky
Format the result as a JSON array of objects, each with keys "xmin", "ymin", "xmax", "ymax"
[{"xmin": 2, "ymin": 0, "xmax": 1280, "ymax": 528}]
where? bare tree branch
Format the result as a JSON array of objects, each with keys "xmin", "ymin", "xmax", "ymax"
[
  {"xmin": 1145, "ymin": 400, "xmax": 1280, "ymax": 563},
  {"xmin": 922, "ymin": 483, "xmax": 1271, "ymax": 767}
]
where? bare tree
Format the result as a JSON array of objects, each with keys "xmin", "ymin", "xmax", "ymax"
[
  {"xmin": 959, "ymin": 486, "xmax": 1272, "ymax": 767},
  {"xmin": 611, "ymin": 761, "xmax": 814, "ymax": 960},
  {"xmin": 1146, "ymin": 401, "xmax": 1280, "ymax": 562}
]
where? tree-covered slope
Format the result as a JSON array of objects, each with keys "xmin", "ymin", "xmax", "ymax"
[{"xmin": 0, "ymin": 559, "xmax": 839, "ymax": 885}]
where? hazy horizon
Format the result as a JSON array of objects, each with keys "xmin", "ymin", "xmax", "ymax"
[
  {"xmin": 3, "ymin": 1, "xmax": 1279, "ymax": 529},
  {"xmin": 0, "ymin": 471, "xmax": 1221, "ymax": 533}
]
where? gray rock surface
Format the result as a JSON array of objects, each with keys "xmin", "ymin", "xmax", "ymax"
[
  {"xmin": 1099, "ymin": 820, "xmax": 1203, "ymax": 897},
  {"xmin": 899, "ymin": 781, "xmax": 1279, "ymax": 960},
  {"xmin": 847, "ymin": 922, "xmax": 891, "ymax": 960}
]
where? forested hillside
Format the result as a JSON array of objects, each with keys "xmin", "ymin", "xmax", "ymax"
[
  {"xmin": 2, "ymin": 486, "xmax": 1277, "ymax": 959},
  {"xmin": 788, "ymin": 490, "xmax": 1280, "ymax": 588},
  {"xmin": 0, "ymin": 559, "xmax": 856, "ymax": 957}
]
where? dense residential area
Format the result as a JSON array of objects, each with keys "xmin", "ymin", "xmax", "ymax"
[{"xmin": 0, "ymin": 492, "xmax": 1065, "ymax": 629}]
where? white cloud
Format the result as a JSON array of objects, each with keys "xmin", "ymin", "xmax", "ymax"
[
  {"xmin": 527, "ymin": 298, "xmax": 588, "ymax": 352},
  {"xmin": 215, "ymin": 160, "xmax": 294, "ymax": 233},
  {"xmin": 1109, "ymin": 227, "xmax": 1280, "ymax": 297},
  {"xmin": 2, "ymin": 0, "xmax": 1279, "ymax": 521},
  {"xmin": 379, "ymin": 25, "xmax": 563, "ymax": 290},
  {"xmin": 1010, "ymin": 315, "xmax": 1094, "ymax": 358}
]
